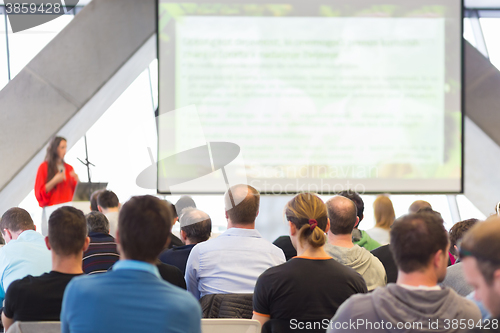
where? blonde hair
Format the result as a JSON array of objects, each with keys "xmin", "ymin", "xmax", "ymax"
[
  {"xmin": 373, "ymin": 195, "xmax": 395, "ymax": 229},
  {"xmin": 285, "ymin": 193, "xmax": 328, "ymax": 248}
]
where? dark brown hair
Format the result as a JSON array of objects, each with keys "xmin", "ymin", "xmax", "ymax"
[
  {"xmin": 0, "ymin": 207, "xmax": 35, "ymax": 233},
  {"xmin": 49, "ymin": 206, "xmax": 87, "ymax": 256},
  {"xmin": 390, "ymin": 212, "xmax": 449, "ymax": 273},
  {"xmin": 224, "ymin": 184, "xmax": 260, "ymax": 225},
  {"xmin": 449, "ymin": 218, "xmax": 479, "ymax": 256},
  {"xmin": 119, "ymin": 195, "xmax": 172, "ymax": 262},
  {"xmin": 286, "ymin": 193, "xmax": 328, "ymax": 248},
  {"xmin": 45, "ymin": 136, "xmax": 66, "ymax": 182},
  {"xmin": 326, "ymin": 196, "xmax": 358, "ymax": 235},
  {"xmin": 90, "ymin": 189, "xmax": 105, "ymax": 212},
  {"xmin": 97, "ymin": 190, "xmax": 119, "ymax": 209}
]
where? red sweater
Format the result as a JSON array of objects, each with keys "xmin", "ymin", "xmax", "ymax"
[{"xmin": 34, "ymin": 161, "xmax": 77, "ymax": 207}]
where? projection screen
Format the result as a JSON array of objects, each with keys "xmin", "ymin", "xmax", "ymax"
[{"xmin": 156, "ymin": 0, "xmax": 463, "ymax": 194}]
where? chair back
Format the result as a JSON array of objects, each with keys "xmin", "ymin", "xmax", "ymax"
[
  {"xmin": 6, "ymin": 321, "xmax": 61, "ymax": 333},
  {"xmin": 201, "ymin": 318, "xmax": 261, "ymax": 333}
]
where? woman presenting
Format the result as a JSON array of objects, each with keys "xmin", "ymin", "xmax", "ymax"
[{"xmin": 35, "ymin": 137, "xmax": 79, "ymax": 233}]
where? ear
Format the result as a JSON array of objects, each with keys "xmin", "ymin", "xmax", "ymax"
[
  {"xmin": 256, "ymin": 210, "xmax": 260, "ymax": 217},
  {"xmin": 97, "ymin": 205, "xmax": 103, "ymax": 213},
  {"xmin": 180, "ymin": 230, "xmax": 187, "ymax": 243},
  {"xmin": 118, "ymin": 203, "xmax": 122, "ymax": 209},
  {"xmin": 325, "ymin": 218, "xmax": 331, "ymax": 233},
  {"xmin": 493, "ymin": 269, "xmax": 500, "ymax": 295},
  {"xmin": 225, "ymin": 211, "xmax": 228, "ymax": 220},
  {"xmin": 354, "ymin": 216, "xmax": 360, "ymax": 228},
  {"xmin": 82, "ymin": 236, "xmax": 90, "ymax": 252},
  {"xmin": 454, "ymin": 245, "xmax": 459, "ymax": 254},
  {"xmin": 33, "ymin": 225, "xmax": 36, "ymax": 231},
  {"xmin": 289, "ymin": 221, "xmax": 297, "ymax": 236},
  {"xmin": 433, "ymin": 249, "xmax": 444, "ymax": 268},
  {"xmin": 45, "ymin": 236, "xmax": 51, "ymax": 251}
]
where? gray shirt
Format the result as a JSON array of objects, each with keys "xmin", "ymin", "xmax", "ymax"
[{"xmin": 441, "ymin": 262, "xmax": 474, "ymax": 297}]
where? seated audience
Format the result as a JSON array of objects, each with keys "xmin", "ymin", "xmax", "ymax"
[
  {"xmin": 371, "ymin": 244, "xmax": 398, "ymax": 284},
  {"xmin": 460, "ymin": 218, "xmax": 500, "ymax": 332},
  {"xmin": 441, "ymin": 218, "xmax": 479, "ymax": 296},
  {"xmin": 96, "ymin": 190, "xmax": 120, "ymax": 238},
  {"xmin": 167, "ymin": 196, "xmax": 197, "ymax": 249},
  {"xmin": 328, "ymin": 212, "xmax": 481, "ymax": 333},
  {"xmin": 159, "ymin": 207, "xmax": 211, "ymax": 275},
  {"xmin": 325, "ymin": 196, "xmax": 386, "ymax": 291},
  {"xmin": 185, "ymin": 184, "xmax": 285, "ymax": 299},
  {"xmin": 366, "ymin": 195, "xmax": 395, "ymax": 245},
  {"xmin": 408, "ymin": 199, "xmax": 432, "ymax": 214},
  {"xmin": 2, "ymin": 207, "xmax": 89, "ymax": 331},
  {"xmin": 61, "ymin": 195, "xmax": 201, "ymax": 333},
  {"xmin": 82, "ymin": 212, "xmax": 119, "ymax": 274},
  {"xmin": 252, "ymin": 193, "xmax": 367, "ymax": 328},
  {"xmin": 272, "ymin": 235, "xmax": 297, "ymax": 261},
  {"xmin": 89, "ymin": 189, "xmax": 104, "ymax": 212},
  {"xmin": 0, "ymin": 208, "xmax": 51, "ymax": 304}
]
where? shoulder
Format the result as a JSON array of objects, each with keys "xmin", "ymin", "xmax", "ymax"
[
  {"xmin": 63, "ymin": 162, "xmax": 73, "ymax": 171},
  {"xmin": 446, "ymin": 288, "xmax": 482, "ymax": 319},
  {"xmin": 36, "ymin": 161, "xmax": 48, "ymax": 173},
  {"xmin": 333, "ymin": 292, "xmax": 375, "ymax": 320},
  {"xmin": 6, "ymin": 275, "xmax": 35, "ymax": 294}
]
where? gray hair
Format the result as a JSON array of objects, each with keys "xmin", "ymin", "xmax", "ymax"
[{"xmin": 85, "ymin": 211, "xmax": 110, "ymax": 234}]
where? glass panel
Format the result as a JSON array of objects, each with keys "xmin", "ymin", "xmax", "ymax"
[
  {"xmin": 456, "ymin": 195, "xmax": 487, "ymax": 221},
  {"xmin": 480, "ymin": 18, "xmax": 500, "ymax": 70},
  {"xmin": 463, "ymin": 18, "xmax": 476, "ymax": 47},
  {"xmin": 0, "ymin": 14, "xmax": 9, "ymax": 90}
]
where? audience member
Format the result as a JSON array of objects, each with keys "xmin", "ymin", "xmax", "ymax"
[
  {"xmin": 338, "ymin": 191, "xmax": 381, "ymax": 251},
  {"xmin": 366, "ymin": 195, "xmax": 395, "ymax": 245},
  {"xmin": 252, "ymin": 193, "xmax": 367, "ymax": 329},
  {"xmin": 460, "ymin": 218, "xmax": 500, "ymax": 332},
  {"xmin": 2, "ymin": 207, "xmax": 89, "ymax": 331},
  {"xmin": 89, "ymin": 189, "xmax": 104, "ymax": 212},
  {"xmin": 328, "ymin": 212, "xmax": 481, "ymax": 333},
  {"xmin": 96, "ymin": 190, "xmax": 120, "ymax": 238},
  {"xmin": 272, "ymin": 235, "xmax": 297, "ymax": 261},
  {"xmin": 441, "ymin": 218, "xmax": 479, "ymax": 296},
  {"xmin": 185, "ymin": 184, "xmax": 285, "ymax": 299},
  {"xmin": 167, "ymin": 196, "xmax": 197, "ymax": 249},
  {"xmin": 82, "ymin": 212, "xmax": 119, "ymax": 274},
  {"xmin": 159, "ymin": 207, "xmax": 211, "ymax": 275},
  {"xmin": 371, "ymin": 244, "xmax": 398, "ymax": 284},
  {"xmin": 325, "ymin": 196, "xmax": 386, "ymax": 291},
  {"xmin": 408, "ymin": 200, "xmax": 432, "ymax": 214},
  {"xmin": 0, "ymin": 208, "xmax": 51, "ymax": 304},
  {"xmin": 61, "ymin": 195, "xmax": 201, "ymax": 333}
]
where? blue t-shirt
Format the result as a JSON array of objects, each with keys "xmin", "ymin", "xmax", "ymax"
[{"xmin": 61, "ymin": 260, "xmax": 201, "ymax": 333}]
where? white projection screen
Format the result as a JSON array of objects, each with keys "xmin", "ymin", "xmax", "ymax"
[{"xmin": 156, "ymin": 0, "xmax": 463, "ymax": 195}]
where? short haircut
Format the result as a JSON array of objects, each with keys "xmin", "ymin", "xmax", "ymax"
[
  {"xmin": 85, "ymin": 211, "xmax": 110, "ymax": 234},
  {"xmin": 97, "ymin": 190, "xmax": 119, "ymax": 209},
  {"xmin": 409, "ymin": 200, "xmax": 432, "ymax": 214},
  {"xmin": 337, "ymin": 190, "xmax": 364, "ymax": 223},
  {"xmin": 326, "ymin": 196, "xmax": 358, "ymax": 235},
  {"xmin": 224, "ymin": 184, "xmax": 260, "ymax": 225},
  {"xmin": 90, "ymin": 189, "xmax": 104, "ymax": 212},
  {"xmin": 174, "ymin": 196, "xmax": 196, "ymax": 219},
  {"xmin": 448, "ymin": 218, "xmax": 479, "ymax": 256},
  {"xmin": 119, "ymin": 195, "xmax": 172, "ymax": 262},
  {"xmin": 48, "ymin": 206, "xmax": 87, "ymax": 256},
  {"xmin": 460, "ymin": 218, "xmax": 500, "ymax": 284},
  {"xmin": 390, "ymin": 212, "xmax": 449, "ymax": 273},
  {"xmin": 179, "ymin": 207, "xmax": 211, "ymax": 243},
  {"xmin": 0, "ymin": 208, "xmax": 35, "ymax": 233}
]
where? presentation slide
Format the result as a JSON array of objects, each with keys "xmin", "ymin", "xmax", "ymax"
[{"xmin": 157, "ymin": 1, "xmax": 462, "ymax": 194}]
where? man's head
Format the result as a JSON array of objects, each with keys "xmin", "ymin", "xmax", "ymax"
[
  {"xmin": 337, "ymin": 190, "xmax": 364, "ymax": 225},
  {"xmin": 179, "ymin": 207, "xmax": 212, "ymax": 244},
  {"xmin": 390, "ymin": 212, "xmax": 449, "ymax": 282},
  {"xmin": 118, "ymin": 195, "xmax": 173, "ymax": 262},
  {"xmin": 326, "ymin": 196, "xmax": 358, "ymax": 235},
  {"xmin": 97, "ymin": 190, "xmax": 120, "ymax": 212},
  {"xmin": 408, "ymin": 200, "xmax": 432, "ymax": 214},
  {"xmin": 224, "ymin": 184, "xmax": 260, "ymax": 226},
  {"xmin": 47, "ymin": 206, "xmax": 89, "ymax": 256},
  {"xmin": 174, "ymin": 196, "xmax": 197, "ymax": 219},
  {"xmin": 85, "ymin": 212, "xmax": 110, "ymax": 235},
  {"xmin": 448, "ymin": 218, "xmax": 479, "ymax": 257},
  {"xmin": 0, "ymin": 207, "xmax": 35, "ymax": 243},
  {"xmin": 460, "ymin": 218, "xmax": 500, "ymax": 317},
  {"xmin": 90, "ymin": 189, "xmax": 104, "ymax": 212}
]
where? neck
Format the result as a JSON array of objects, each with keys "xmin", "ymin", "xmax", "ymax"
[
  {"xmin": 227, "ymin": 221, "xmax": 255, "ymax": 229},
  {"xmin": 103, "ymin": 207, "xmax": 119, "ymax": 214},
  {"xmin": 327, "ymin": 232, "xmax": 354, "ymax": 248},
  {"xmin": 297, "ymin": 245, "xmax": 330, "ymax": 258},
  {"xmin": 120, "ymin": 255, "xmax": 156, "ymax": 265},
  {"xmin": 396, "ymin": 269, "xmax": 438, "ymax": 287},
  {"xmin": 51, "ymin": 252, "xmax": 84, "ymax": 274},
  {"xmin": 184, "ymin": 238, "xmax": 195, "ymax": 245}
]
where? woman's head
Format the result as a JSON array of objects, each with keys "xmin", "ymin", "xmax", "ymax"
[
  {"xmin": 285, "ymin": 193, "xmax": 328, "ymax": 249},
  {"xmin": 373, "ymin": 195, "xmax": 395, "ymax": 229},
  {"xmin": 45, "ymin": 136, "xmax": 67, "ymax": 181}
]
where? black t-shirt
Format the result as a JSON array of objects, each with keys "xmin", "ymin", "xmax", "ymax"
[
  {"xmin": 4, "ymin": 271, "xmax": 82, "ymax": 322},
  {"xmin": 156, "ymin": 262, "xmax": 187, "ymax": 290},
  {"xmin": 273, "ymin": 236, "xmax": 297, "ymax": 261},
  {"xmin": 158, "ymin": 244, "xmax": 195, "ymax": 276},
  {"xmin": 371, "ymin": 244, "xmax": 398, "ymax": 284},
  {"xmin": 253, "ymin": 257, "xmax": 367, "ymax": 321}
]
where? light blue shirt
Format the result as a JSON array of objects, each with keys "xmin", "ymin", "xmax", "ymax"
[
  {"xmin": 61, "ymin": 260, "xmax": 201, "ymax": 333},
  {"xmin": 0, "ymin": 230, "xmax": 51, "ymax": 303},
  {"xmin": 185, "ymin": 228, "xmax": 286, "ymax": 299}
]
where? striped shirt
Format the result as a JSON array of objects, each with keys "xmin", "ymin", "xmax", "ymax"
[{"xmin": 83, "ymin": 232, "xmax": 120, "ymax": 274}]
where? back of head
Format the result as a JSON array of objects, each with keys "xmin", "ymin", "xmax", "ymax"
[
  {"xmin": 97, "ymin": 190, "xmax": 119, "ymax": 209},
  {"xmin": 85, "ymin": 211, "xmax": 110, "ymax": 234},
  {"xmin": 409, "ymin": 200, "xmax": 432, "ymax": 214},
  {"xmin": 119, "ymin": 195, "xmax": 172, "ymax": 262},
  {"xmin": 0, "ymin": 207, "xmax": 35, "ymax": 234},
  {"xmin": 373, "ymin": 195, "xmax": 395, "ymax": 229},
  {"xmin": 174, "ymin": 196, "xmax": 197, "ymax": 219},
  {"xmin": 448, "ymin": 218, "xmax": 479, "ymax": 256},
  {"xmin": 286, "ymin": 193, "xmax": 328, "ymax": 248},
  {"xmin": 49, "ymin": 206, "xmax": 87, "ymax": 256},
  {"xmin": 460, "ymin": 218, "xmax": 500, "ymax": 284},
  {"xmin": 90, "ymin": 189, "xmax": 105, "ymax": 212},
  {"xmin": 326, "ymin": 196, "xmax": 358, "ymax": 235},
  {"xmin": 390, "ymin": 212, "xmax": 448, "ymax": 273},
  {"xmin": 224, "ymin": 184, "xmax": 260, "ymax": 225},
  {"xmin": 179, "ymin": 207, "xmax": 212, "ymax": 243},
  {"xmin": 338, "ymin": 190, "xmax": 364, "ymax": 223}
]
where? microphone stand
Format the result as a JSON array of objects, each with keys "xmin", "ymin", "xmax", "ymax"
[{"xmin": 77, "ymin": 135, "xmax": 95, "ymax": 199}]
